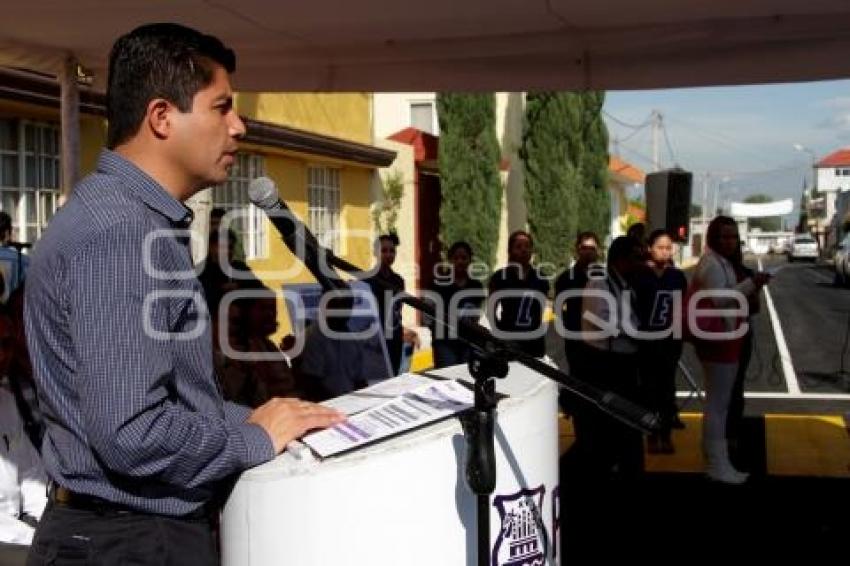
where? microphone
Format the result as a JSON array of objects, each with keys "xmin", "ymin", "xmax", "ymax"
[{"xmin": 248, "ymin": 176, "xmax": 349, "ymax": 294}]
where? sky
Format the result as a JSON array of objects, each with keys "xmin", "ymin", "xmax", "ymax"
[{"xmin": 603, "ymin": 79, "xmax": 850, "ymax": 223}]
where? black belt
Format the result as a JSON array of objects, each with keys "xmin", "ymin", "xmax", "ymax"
[{"xmin": 48, "ymin": 485, "xmax": 216, "ymax": 521}]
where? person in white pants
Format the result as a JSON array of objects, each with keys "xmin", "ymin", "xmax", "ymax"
[
  {"xmin": 0, "ymin": 311, "xmax": 47, "ymax": 546},
  {"xmin": 690, "ymin": 216, "xmax": 769, "ymax": 484}
]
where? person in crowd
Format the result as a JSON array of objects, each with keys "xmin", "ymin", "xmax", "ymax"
[
  {"xmin": 365, "ymin": 234, "xmax": 407, "ymax": 375},
  {"xmin": 627, "ymin": 222, "xmax": 649, "ymax": 260},
  {"xmin": 689, "ymin": 216, "xmax": 769, "ymax": 484},
  {"xmin": 241, "ymin": 282, "xmax": 300, "ymax": 402},
  {"xmin": 23, "ymin": 24, "xmax": 343, "ymax": 565},
  {"xmin": 428, "ymin": 241, "xmax": 485, "ymax": 369},
  {"xmin": 0, "ymin": 212, "xmax": 29, "ymax": 304},
  {"xmin": 198, "ymin": 227, "xmax": 253, "ymax": 315},
  {"xmin": 298, "ymin": 294, "xmax": 391, "ymax": 400},
  {"xmin": 5, "ymin": 286, "xmax": 43, "ymax": 452},
  {"xmin": 209, "ymin": 206, "xmax": 246, "ymax": 263},
  {"xmin": 488, "ymin": 231, "xmax": 551, "ymax": 358},
  {"xmin": 578, "ymin": 236, "xmax": 645, "ymax": 480},
  {"xmin": 0, "ymin": 310, "xmax": 48, "ymax": 549},
  {"xmin": 632, "ymin": 229, "xmax": 688, "ymax": 454},
  {"xmin": 210, "ymin": 296, "xmax": 257, "ymax": 407},
  {"xmin": 554, "ymin": 231, "xmax": 601, "ymax": 380}
]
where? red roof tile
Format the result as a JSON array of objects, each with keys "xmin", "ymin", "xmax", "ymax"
[
  {"xmin": 817, "ymin": 148, "xmax": 850, "ymax": 167},
  {"xmin": 609, "ymin": 155, "xmax": 645, "ymax": 184}
]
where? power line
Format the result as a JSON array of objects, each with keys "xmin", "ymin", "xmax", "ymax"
[
  {"xmin": 603, "ymin": 110, "xmax": 653, "ymax": 130},
  {"xmin": 665, "ymin": 115, "xmax": 789, "ymax": 169}
]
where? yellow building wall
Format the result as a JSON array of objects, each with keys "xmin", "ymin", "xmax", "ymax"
[
  {"xmin": 80, "ymin": 115, "xmax": 107, "ymax": 175},
  {"xmin": 235, "ymin": 93, "xmax": 372, "ymax": 145}
]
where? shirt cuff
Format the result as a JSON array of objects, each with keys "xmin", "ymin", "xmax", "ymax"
[
  {"xmin": 223, "ymin": 401, "xmax": 252, "ymax": 425},
  {"xmin": 235, "ymin": 422, "xmax": 275, "ymax": 469}
]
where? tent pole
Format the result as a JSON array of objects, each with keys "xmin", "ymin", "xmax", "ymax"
[{"xmin": 59, "ymin": 55, "xmax": 80, "ymax": 197}]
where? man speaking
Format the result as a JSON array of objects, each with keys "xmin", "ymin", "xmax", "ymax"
[{"xmin": 24, "ymin": 23, "xmax": 343, "ymax": 565}]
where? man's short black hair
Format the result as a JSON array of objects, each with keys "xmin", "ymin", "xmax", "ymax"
[
  {"xmin": 106, "ymin": 23, "xmax": 236, "ymax": 149},
  {"xmin": 378, "ymin": 233, "xmax": 400, "ymax": 247},
  {"xmin": 448, "ymin": 240, "xmax": 473, "ymax": 257},
  {"xmin": 508, "ymin": 230, "xmax": 533, "ymax": 250},
  {"xmin": 607, "ymin": 235, "xmax": 641, "ymax": 267}
]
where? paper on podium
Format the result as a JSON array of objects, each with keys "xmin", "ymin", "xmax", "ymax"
[{"xmin": 301, "ymin": 379, "xmax": 474, "ymax": 458}]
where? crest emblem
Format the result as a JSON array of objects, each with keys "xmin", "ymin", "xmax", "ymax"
[{"xmin": 491, "ymin": 486, "xmax": 548, "ymax": 566}]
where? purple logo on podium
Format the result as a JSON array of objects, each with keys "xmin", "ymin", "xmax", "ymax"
[{"xmin": 491, "ymin": 486, "xmax": 547, "ymax": 566}]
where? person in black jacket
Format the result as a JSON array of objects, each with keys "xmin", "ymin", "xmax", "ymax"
[
  {"xmin": 632, "ymin": 229, "xmax": 687, "ymax": 453},
  {"xmin": 488, "ymin": 231, "xmax": 550, "ymax": 358},
  {"xmin": 429, "ymin": 241, "xmax": 484, "ymax": 368},
  {"xmin": 554, "ymin": 231, "xmax": 601, "ymax": 380},
  {"xmin": 365, "ymin": 234, "xmax": 406, "ymax": 375}
]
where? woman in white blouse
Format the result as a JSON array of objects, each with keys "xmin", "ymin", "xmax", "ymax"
[{"xmin": 690, "ymin": 217, "xmax": 769, "ymax": 484}]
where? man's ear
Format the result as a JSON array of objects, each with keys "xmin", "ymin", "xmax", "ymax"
[{"xmin": 146, "ymin": 98, "xmax": 173, "ymax": 139}]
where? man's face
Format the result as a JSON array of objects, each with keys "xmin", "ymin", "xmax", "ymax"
[
  {"xmin": 576, "ymin": 237, "xmax": 598, "ymax": 264},
  {"xmin": 509, "ymin": 236, "xmax": 532, "ymax": 266},
  {"xmin": 380, "ymin": 241, "xmax": 397, "ymax": 267},
  {"xmin": 170, "ymin": 64, "xmax": 245, "ymax": 190},
  {"xmin": 450, "ymin": 248, "xmax": 471, "ymax": 276}
]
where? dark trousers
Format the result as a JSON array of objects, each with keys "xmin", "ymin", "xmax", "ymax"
[
  {"xmin": 27, "ymin": 502, "xmax": 218, "ymax": 566},
  {"xmin": 566, "ymin": 347, "xmax": 644, "ymax": 481},
  {"xmin": 638, "ymin": 339, "xmax": 683, "ymax": 437}
]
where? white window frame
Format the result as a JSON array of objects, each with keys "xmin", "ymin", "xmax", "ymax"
[
  {"xmin": 211, "ymin": 153, "xmax": 268, "ymax": 260},
  {"xmin": 0, "ymin": 119, "xmax": 61, "ymax": 243},
  {"xmin": 409, "ymin": 100, "xmax": 436, "ymax": 134},
  {"xmin": 307, "ymin": 166, "xmax": 341, "ymax": 254}
]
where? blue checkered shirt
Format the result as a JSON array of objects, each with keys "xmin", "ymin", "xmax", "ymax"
[{"xmin": 25, "ymin": 150, "xmax": 273, "ymax": 516}]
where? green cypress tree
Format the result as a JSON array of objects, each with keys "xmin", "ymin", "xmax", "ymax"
[
  {"xmin": 520, "ymin": 92, "xmax": 581, "ymax": 270},
  {"xmin": 436, "ymin": 93, "xmax": 502, "ymax": 270},
  {"xmin": 577, "ymin": 91, "xmax": 611, "ymax": 240}
]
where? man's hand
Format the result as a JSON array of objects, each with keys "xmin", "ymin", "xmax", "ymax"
[{"xmin": 248, "ymin": 398, "xmax": 345, "ymax": 454}]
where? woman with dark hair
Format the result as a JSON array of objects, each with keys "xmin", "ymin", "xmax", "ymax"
[
  {"xmin": 689, "ymin": 216, "xmax": 769, "ymax": 483},
  {"xmin": 428, "ymin": 241, "xmax": 484, "ymax": 368},
  {"xmin": 632, "ymin": 229, "xmax": 687, "ymax": 453}
]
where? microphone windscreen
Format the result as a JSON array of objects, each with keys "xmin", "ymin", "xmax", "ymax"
[{"xmin": 248, "ymin": 177, "xmax": 280, "ymax": 210}]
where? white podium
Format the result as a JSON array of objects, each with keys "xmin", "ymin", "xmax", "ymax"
[{"xmin": 221, "ymin": 362, "xmax": 560, "ymax": 566}]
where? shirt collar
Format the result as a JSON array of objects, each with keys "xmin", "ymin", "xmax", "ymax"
[{"xmin": 97, "ymin": 149, "xmax": 194, "ymax": 228}]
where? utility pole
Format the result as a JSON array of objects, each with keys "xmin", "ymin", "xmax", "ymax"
[
  {"xmin": 702, "ymin": 173, "xmax": 709, "ymax": 224},
  {"xmin": 651, "ymin": 110, "xmax": 661, "ymax": 172}
]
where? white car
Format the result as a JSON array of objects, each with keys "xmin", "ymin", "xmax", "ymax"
[
  {"xmin": 835, "ymin": 234, "xmax": 850, "ymax": 285},
  {"xmin": 789, "ymin": 234, "xmax": 819, "ymax": 262}
]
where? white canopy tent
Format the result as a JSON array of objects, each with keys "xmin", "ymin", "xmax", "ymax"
[
  {"xmin": 1, "ymin": 0, "xmax": 850, "ymax": 92},
  {"xmin": 2, "ymin": 1, "xmax": 849, "ymax": 193}
]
